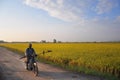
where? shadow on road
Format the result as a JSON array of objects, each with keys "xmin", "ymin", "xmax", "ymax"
[
  {"xmin": 0, "ymin": 67, "xmax": 4, "ymax": 80},
  {"xmin": 0, "ymin": 63, "xmax": 23, "ymax": 80},
  {"xmin": 37, "ymin": 71, "xmax": 79, "ymax": 79}
]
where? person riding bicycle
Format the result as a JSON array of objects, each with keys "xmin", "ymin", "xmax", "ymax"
[{"xmin": 25, "ymin": 43, "xmax": 37, "ymax": 70}]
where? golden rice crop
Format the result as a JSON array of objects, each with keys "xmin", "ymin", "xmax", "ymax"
[{"xmin": 0, "ymin": 43, "xmax": 120, "ymax": 77}]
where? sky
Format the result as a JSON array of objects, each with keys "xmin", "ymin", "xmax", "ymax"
[{"xmin": 0, "ymin": 0, "xmax": 120, "ymax": 42}]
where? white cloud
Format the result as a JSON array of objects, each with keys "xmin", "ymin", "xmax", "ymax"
[
  {"xmin": 95, "ymin": 0, "xmax": 117, "ymax": 14},
  {"xmin": 23, "ymin": 0, "xmax": 95, "ymax": 22},
  {"xmin": 23, "ymin": 0, "xmax": 81, "ymax": 22},
  {"xmin": 23, "ymin": 0, "xmax": 118, "ymax": 23}
]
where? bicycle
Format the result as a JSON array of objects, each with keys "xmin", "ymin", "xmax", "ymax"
[{"xmin": 20, "ymin": 54, "xmax": 38, "ymax": 76}]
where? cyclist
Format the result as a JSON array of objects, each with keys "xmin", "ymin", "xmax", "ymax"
[{"xmin": 25, "ymin": 43, "xmax": 37, "ymax": 70}]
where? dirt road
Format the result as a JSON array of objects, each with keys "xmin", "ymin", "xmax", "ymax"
[{"xmin": 0, "ymin": 47, "xmax": 104, "ymax": 80}]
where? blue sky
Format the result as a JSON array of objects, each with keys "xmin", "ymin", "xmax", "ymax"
[{"xmin": 0, "ymin": 0, "xmax": 120, "ymax": 42}]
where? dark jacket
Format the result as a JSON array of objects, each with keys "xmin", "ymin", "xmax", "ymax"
[{"xmin": 25, "ymin": 48, "xmax": 36, "ymax": 57}]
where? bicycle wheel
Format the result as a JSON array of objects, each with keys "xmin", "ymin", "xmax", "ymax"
[{"xmin": 33, "ymin": 63, "xmax": 38, "ymax": 76}]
